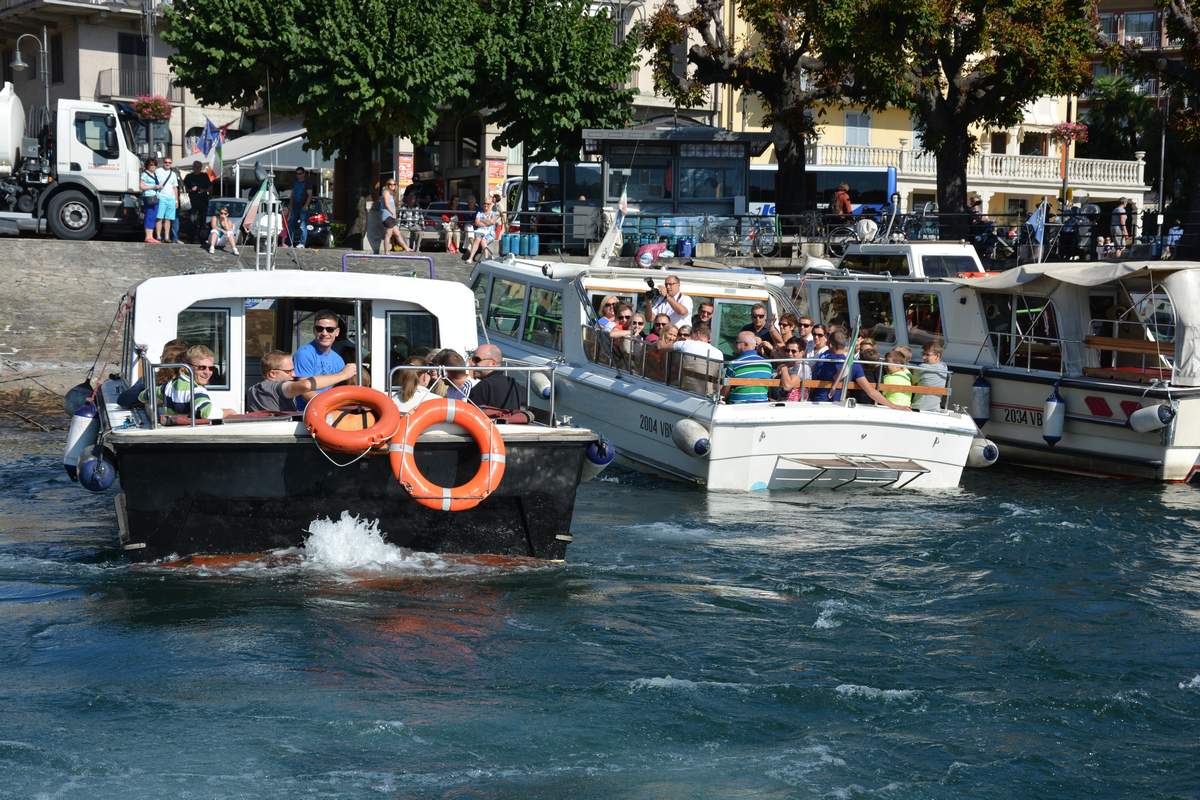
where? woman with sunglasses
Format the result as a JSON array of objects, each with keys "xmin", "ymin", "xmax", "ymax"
[
  {"xmin": 775, "ymin": 337, "xmax": 811, "ymax": 402},
  {"xmin": 595, "ymin": 295, "xmax": 631, "ymax": 339},
  {"xmin": 207, "ymin": 206, "xmax": 240, "ymax": 255},
  {"xmin": 811, "ymin": 325, "xmax": 829, "ymax": 356},
  {"xmin": 630, "ymin": 313, "xmax": 647, "ymax": 339}
]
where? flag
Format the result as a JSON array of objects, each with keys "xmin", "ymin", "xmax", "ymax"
[
  {"xmin": 197, "ymin": 118, "xmax": 226, "ymax": 181},
  {"xmin": 241, "ymin": 179, "xmax": 277, "ymax": 236},
  {"xmin": 1026, "ymin": 200, "xmax": 1048, "ymax": 245},
  {"xmin": 833, "ymin": 315, "xmax": 862, "ymax": 405}
]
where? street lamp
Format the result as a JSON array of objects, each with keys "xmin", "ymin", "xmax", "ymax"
[{"xmin": 10, "ymin": 26, "xmax": 51, "ymax": 138}]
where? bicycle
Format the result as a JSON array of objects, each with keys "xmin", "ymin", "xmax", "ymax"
[{"xmin": 902, "ymin": 201, "xmax": 939, "ymax": 241}]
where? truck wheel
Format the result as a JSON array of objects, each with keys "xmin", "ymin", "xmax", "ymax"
[{"xmin": 47, "ymin": 190, "xmax": 97, "ymax": 240}]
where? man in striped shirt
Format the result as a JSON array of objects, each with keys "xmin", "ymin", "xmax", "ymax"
[{"xmin": 723, "ymin": 332, "xmax": 773, "ymax": 404}]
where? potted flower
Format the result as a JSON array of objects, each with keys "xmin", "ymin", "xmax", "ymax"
[
  {"xmin": 133, "ymin": 94, "xmax": 172, "ymax": 121},
  {"xmin": 1050, "ymin": 121, "xmax": 1089, "ymax": 144}
]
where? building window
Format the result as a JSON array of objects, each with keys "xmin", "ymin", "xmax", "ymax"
[
  {"xmin": 990, "ymin": 132, "xmax": 1008, "ymax": 154},
  {"xmin": 1020, "ymin": 132, "xmax": 1048, "ymax": 156},
  {"xmin": 50, "ymin": 33, "xmax": 63, "ymax": 85},
  {"xmin": 1098, "ymin": 13, "xmax": 1117, "ymax": 43},
  {"xmin": 1124, "ymin": 12, "xmax": 1158, "ymax": 49},
  {"xmin": 845, "ymin": 112, "xmax": 871, "ymax": 147}
]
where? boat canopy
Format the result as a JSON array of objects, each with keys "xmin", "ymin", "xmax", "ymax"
[{"xmin": 950, "ymin": 261, "xmax": 1200, "ymax": 386}]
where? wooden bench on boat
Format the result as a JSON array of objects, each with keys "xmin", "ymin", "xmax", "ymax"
[
  {"xmin": 724, "ymin": 378, "xmax": 949, "ymax": 395},
  {"xmin": 1084, "ymin": 335, "xmax": 1175, "ymax": 357}
]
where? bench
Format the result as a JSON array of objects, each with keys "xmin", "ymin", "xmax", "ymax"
[{"xmin": 1084, "ymin": 335, "xmax": 1175, "ymax": 357}]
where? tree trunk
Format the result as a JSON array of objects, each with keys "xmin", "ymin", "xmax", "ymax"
[
  {"xmin": 337, "ymin": 127, "xmax": 375, "ymax": 245},
  {"xmin": 935, "ymin": 123, "xmax": 971, "ymax": 241},
  {"xmin": 773, "ymin": 118, "xmax": 807, "ymax": 220}
]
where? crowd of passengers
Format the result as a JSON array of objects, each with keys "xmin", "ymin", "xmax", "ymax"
[
  {"xmin": 594, "ymin": 276, "xmax": 948, "ymax": 410},
  {"xmin": 118, "ymin": 309, "xmax": 527, "ymax": 421}
]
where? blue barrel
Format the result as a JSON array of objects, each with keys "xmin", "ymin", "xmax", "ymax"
[
  {"xmin": 518, "ymin": 234, "xmax": 530, "ymax": 256},
  {"xmin": 499, "ymin": 234, "xmax": 510, "ymax": 255},
  {"xmin": 507, "ymin": 233, "xmax": 518, "ymax": 255},
  {"xmin": 680, "ymin": 237, "xmax": 694, "ymax": 258},
  {"xmin": 529, "ymin": 234, "xmax": 539, "ymax": 257}
]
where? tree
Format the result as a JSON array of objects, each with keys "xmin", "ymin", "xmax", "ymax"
[
  {"xmin": 164, "ymin": 0, "xmax": 638, "ymax": 236},
  {"xmin": 822, "ymin": 0, "xmax": 1095, "ymax": 230},
  {"xmin": 1077, "ymin": 75, "xmax": 1156, "ymax": 161},
  {"xmin": 642, "ymin": 0, "xmax": 853, "ymax": 216}
]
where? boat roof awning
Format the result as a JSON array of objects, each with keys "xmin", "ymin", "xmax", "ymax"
[{"xmin": 946, "ymin": 261, "xmax": 1200, "ymax": 290}]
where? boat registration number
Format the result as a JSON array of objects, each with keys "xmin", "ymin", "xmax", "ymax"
[
  {"xmin": 640, "ymin": 414, "xmax": 674, "ymax": 440},
  {"xmin": 997, "ymin": 406, "xmax": 1044, "ymax": 426}
]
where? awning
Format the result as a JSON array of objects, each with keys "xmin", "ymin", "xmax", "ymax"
[
  {"xmin": 221, "ymin": 123, "xmax": 307, "ymax": 165},
  {"xmin": 946, "ymin": 260, "xmax": 1200, "ymax": 290}
]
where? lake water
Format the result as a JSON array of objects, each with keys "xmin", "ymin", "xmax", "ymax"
[{"xmin": 2, "ymin": 429, "xmax": 1199, "ymax": 799}]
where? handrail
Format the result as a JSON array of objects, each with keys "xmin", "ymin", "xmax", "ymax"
[
  {"xmin": 387, "ymin": 362, "xmax": 559, "ymax": 427},
  {"xmin": 139, "ymin": 356, "xmax": 198, "ymax": 429}
]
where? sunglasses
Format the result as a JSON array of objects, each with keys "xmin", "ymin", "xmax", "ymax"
[
  {"xmin": 752, "ymin": 313, "xmax": 766, "ymax": 319},
  {"xmin": 603, "ymin": 302, "xmax": 617, "ymax": 308},
  {"xmin": 314, "ymin": 325, "xmax": 338, "ymax": 333},
  {"xmin": 619, "ymin": 315, "xmax": 632, "ymax": 321},
  {"xmin": 193, "ymin": 364, "xmax": 215, "ymax": 372},
  {"xmin": 813, "ymin": 332, "xmax": 827, "ymax": 338},
  {"xmin": 799, "ymin": 323, "xmax": 812, "ymax": 328},
  {"xmin": 632, "ymin": 321, "xmax": 645, "ymax": 326}
]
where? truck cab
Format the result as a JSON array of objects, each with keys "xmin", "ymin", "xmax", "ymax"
[{"xmin": 0, "ymin": 81, "xmax": 141, "ymax": 239}]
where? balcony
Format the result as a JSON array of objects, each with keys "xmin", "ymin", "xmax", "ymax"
[
  {"xmin": 96, "ymin": 69, "xmax": 184, "ymax": 103},
  {"xmin": 806, "ymin": 143, "xmax": 1148, "ymax": 192}
]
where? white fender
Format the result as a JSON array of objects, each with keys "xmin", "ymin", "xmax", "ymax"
[
  {"xmin": 970, "ymin": 374, "xmax": 991, "ymax": 428},
  {"xmin": 1042, "ymin": 386, "xmax": 1065, "ymax": 446},
  {"xmin": 1129, "ymin": 403, "xmax": 1175, "ymax": 433},
  {"xmin": 966, "ymin": 437, "xmax": 1000, "ymax": 468},
  {"xmin": 672, "ymin": 418, "xmax": 711, "ymax": 458},
  {"xmin": 530, "ymin": 371, "xmax": 552, "ymax": 400},
  {"xmin": 63, "ymin": 400, "xmax": 99, "ymax": 481}
]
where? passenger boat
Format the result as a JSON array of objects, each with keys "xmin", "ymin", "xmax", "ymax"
[
  {"xmin": 62, "ymin": 267, "xmax": 603, "ymax": 560},
  {"xmin": 469, "ymin": 256, "xmax": 988, "ymax": 491},
  {"xmin": 789, "ymin": 242, "xmax": 1200, "ymax": 482}
]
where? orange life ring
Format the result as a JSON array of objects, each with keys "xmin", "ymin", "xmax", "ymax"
[
  {"xmin": 304, "ymin": 385, "xmax": 401, "ymax": 454},
  {"xmin": 388, "ymin": 398, "xmax": 506, "ymax": 512}
]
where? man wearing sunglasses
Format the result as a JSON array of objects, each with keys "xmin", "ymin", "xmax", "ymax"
[
  {"xmin": 740, "ymin": 303, "xmax": 776, "ymax": 356},
  {"xmin": 292, "ymin": 310, "xmax": 349, "ymax": 409},
  {"xmin": 645, "ymin": 275, "xmax": 693, "ymax": 327},
  {"xmin": 246, "ymin": 350, "xmax": 357, "ymax": 413},
  {"xmin": 644, "ymin": 313, "xmax": 671, "ymax": 344}
]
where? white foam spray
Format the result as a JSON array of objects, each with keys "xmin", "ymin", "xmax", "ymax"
[{"xmin": 301, "ymin": 511, "xmax": 449, "ymax": 573}]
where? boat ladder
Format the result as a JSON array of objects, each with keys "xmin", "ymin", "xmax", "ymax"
[{"xmin": 774, "ymin": 455, "xmax": 930, "ymax": 491}]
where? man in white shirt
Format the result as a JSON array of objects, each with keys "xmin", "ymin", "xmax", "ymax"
[
  {"xmin": 646, "ymin": 275, "xmax": 694, "ymax": 326},
  {"xmin": 672, "ymin": 323, "xmax": 724, "ymax": 361}
]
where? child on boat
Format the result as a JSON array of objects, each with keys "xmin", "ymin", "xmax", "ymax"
[{"xmin": 881, "ymin": 347, "xmax": 914, "ymax": 408}]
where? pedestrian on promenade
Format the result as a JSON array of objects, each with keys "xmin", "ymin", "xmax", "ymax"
[
  {"xmin": 140, "ymin": 158, "xmax": 160, "ymax": 244},
  {"xmin": 155, "ymin": 157, "xmax": 180, "ymax": 243},
  {"xmin": 183, "ymin": 161, "xmax": 212, "ymax": 243}
]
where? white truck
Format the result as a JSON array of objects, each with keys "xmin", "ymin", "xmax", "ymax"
[{"xmin": 0, "ymin": 81, "xmax": 143, "ymax": 239}]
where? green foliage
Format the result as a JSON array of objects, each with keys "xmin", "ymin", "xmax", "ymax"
[
  {"xmin": 478, "ymin": 0, "xmax": 638, "ymax": 161},
  {"xmin": 1077, "ymin": 75, "xmax": 1155, "ymax": 160}
]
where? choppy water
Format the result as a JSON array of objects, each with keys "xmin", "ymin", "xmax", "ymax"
[{"xmin": 2, "ymin": 430, "xmax": 1200, "ymax": 799}]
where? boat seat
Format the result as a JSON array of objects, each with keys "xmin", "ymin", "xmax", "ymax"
[{"xmin": 1084, "ymin": 335, "xmax": 1175, "ymax": 357}]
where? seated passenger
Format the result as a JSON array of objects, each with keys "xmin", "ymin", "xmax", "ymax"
[
  {"xmin": 881, "ymin": 347, "xmax": 914, "ymax": 408},
  {"xmin": 392, "ymin": 356, "xmax": 434, "ymax": 414},
  {"xmin": 630, "ymin": 313, "xmax": 648, "ymax": 339},
  {"xmin": 723, "ymin": 331, "xmax": 773, "ymax": 404},
  {"xmin": 645, "ymin": 314, "xmax": 671, "ymax": 344},
  {"xmin": 430, "ymin": 349, "xmax": 474, "ymax": 399},
  {"xmin": 292, "ymin": 309, "xmax": 347, "ymax": 410},
  {"xmin": 657, "ymin": 325, "xmax": 679, "ymax": 349},
  {"xmin": 468, "ymin": 343, "xmax": 522, "ymax": 412},
  {"xmin": 118, "ymin": 339, "xmax": 187, "ymax": 408},
  {"xmin": 246, "ymin": 350, "xmax": 357, "ymax": 413},
  {"xmin": 809, "ymin": 329, "xmax": 907, "ymax": 409},
  {"xmin": 776, "ymin": 337, "xmax": 811, "ymax": 401},
  {"xmin": 913, "ymin": 343, "xmax": 948, "ymax": 412},
  {"xmin": 672, "ymin": 324, "xmax": 723, "ymax": 361},
  {"xmin": 773, "ymin": 314, "xmax": 799, "ymax": 357},
  {"xmin": 852, "ymin": 346, "xmax": 882, "ymax": 404},
  {"xmin": 139, "ymin": 344, "xmax": 227, "ymax": 419},
  {"xmin": 677, "ymin": 324, "xmax": 692, "ymax": 340},
  {"xmin": 596, "ymin": 296, "xmax": 621, "ymax": 332},
  {"xmin": 740, "ymin": 304, "xmax": 775, "ymax": 356}
]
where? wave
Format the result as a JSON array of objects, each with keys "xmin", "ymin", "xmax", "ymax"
[
  {"xmin": 814, "ymin": 598, "xmax": 865, "ymax": 630},
  {"xmin": 1179, "ymin": 674, "xmax": 1200, "ymax": 690},
  {"xmin": 300, "ymin": 511, "xmax": 451, "ymax": 573},
  {"xmin": 627, "ymin": 675, "xmax": 751, "ymax": 694},
  {"xmin": 834, "ymin": 684, "xmax": 920, "ymax": 702}
]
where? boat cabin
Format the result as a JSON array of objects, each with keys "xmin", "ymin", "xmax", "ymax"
[
  {"xmin": 833, "ymin": 241, "xmax": 986, "ymax": 280},
  {"xmin": 117, "ymin": 270, "xmax": 478, "ymax": 413}
]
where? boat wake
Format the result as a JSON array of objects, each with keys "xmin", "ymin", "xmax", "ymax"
[{"xmin": 301, "ymin": 511, "xmax": 449, "ymax": 573}]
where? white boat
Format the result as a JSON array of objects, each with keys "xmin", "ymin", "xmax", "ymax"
[
  {"xmin": 469, "ymin": 257, "xmax": 987, "ymax": 490},
  {"xmin": 62, "ymin": 267, "xmax": 605, "ymax": 560},
  {"xmin": 790, "ymin": 243, "xmax": 1200, "ymax": 482}
]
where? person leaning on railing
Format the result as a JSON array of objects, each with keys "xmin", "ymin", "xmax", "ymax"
[{"xmin": 912, "ymin": 343, "xmax": 948, "ymax": 411}]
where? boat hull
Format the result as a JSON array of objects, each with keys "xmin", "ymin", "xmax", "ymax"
[
  {"xmin": 950, "ymin": 369, "xmax": 1200, "ymax": 482},
  {"xmin": 109, "ymin": 435, "xmax": 592, "ymax": 560}
]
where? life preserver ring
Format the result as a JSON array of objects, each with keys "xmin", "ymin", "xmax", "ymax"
[
  {"xmin": 304, "ymin": 385, "xmax": 401, "ymax": 454},
  {"xmin": 388, "ymin": 398, "xmax": 506, "ymax": 512}
]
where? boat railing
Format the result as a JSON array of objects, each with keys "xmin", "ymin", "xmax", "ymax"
[
  {"xmin": 582, "ymin": 327, "xmax": 725, "ymax": 397},
  {"xmin": 138, "ymin": 354, "xmax": 198, "ymax": 429},
  {"xmin": 722, "ymin": 356, "xmax": 954, "ymax": 409},
  {"xmin": 387, "ymin": 362, "xmax": 560, "ymax": 426}
]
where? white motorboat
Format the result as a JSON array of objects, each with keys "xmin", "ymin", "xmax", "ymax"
[
  {"xmin": 469, "ymin": 257, "xmax": 987, "ymax": 491},
  {"xmin": 790, "ymin": 245, "xmax": 1200, "ymax": 482},
  {"xmin": 61, "ymin": 267, "xmax": 605, "ymax": 560}
]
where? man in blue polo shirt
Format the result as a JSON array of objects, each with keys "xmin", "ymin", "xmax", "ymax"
[
  {"xmin": 292, "ymin": 310, "xmax": 347, "ymax": 409},
  {"xmin": 723, "ymin": 331, "xmax": 773, "ymax": 403},
  {"xmin": 810, "ymin": 328, "xmax": 904, "ymax": 408}
]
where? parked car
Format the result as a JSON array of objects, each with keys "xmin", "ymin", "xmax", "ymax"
[{"xmin": 278, "ymin": 196, "xmax": 335, "ymax": 248}]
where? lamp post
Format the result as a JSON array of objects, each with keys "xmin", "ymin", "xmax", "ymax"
[
  {"xmin": 1158, "ymin": 87, "xmax": 1170, "ymax": 250},
  {"xmin": 10, "ymin": 26, "xmax": 51, "ymax": 137}
]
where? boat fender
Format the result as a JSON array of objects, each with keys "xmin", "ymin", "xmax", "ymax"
[
  {"xmin": 671, "ymin": 418, "xmax": 711, "ymax": 458},
  {"xmin": 77, "ymin": 446, "xmax": 117, "ymax": 492},
  {"xmin": 62, "ymin": 400, "xmax": 99, "ymax": 481},
  {"xmin": 530, "ymin": 370, "xmax": 553, "ymax": 400},
  {"xmin": 304, "ymin": 385, "xmax": 402, "ymax": 455},
  {"xmin": 969, "ymin": 374, "xmax": 991, "ymax": 428},
  {"xmin": 64, "ymin": 380, "xmax": 93, "ymax": 415},
  {"xmin": 1042, "ymin": 386, "xmax": 1066, "ymax": 446},
  {"xmin": 1129, "ymin": 403, "xmax": 1175, "ymax": 433},
  {"xmin": 582, "ymin": 440, "xmax": 617, "ymax": 481},
  {"xmin": 966, "ymin": 437, "xmax": 1000, "ymax": 469},
  {"xmin": 389, "ymin": 398, "xmax": 506, "ymax": 512}
]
